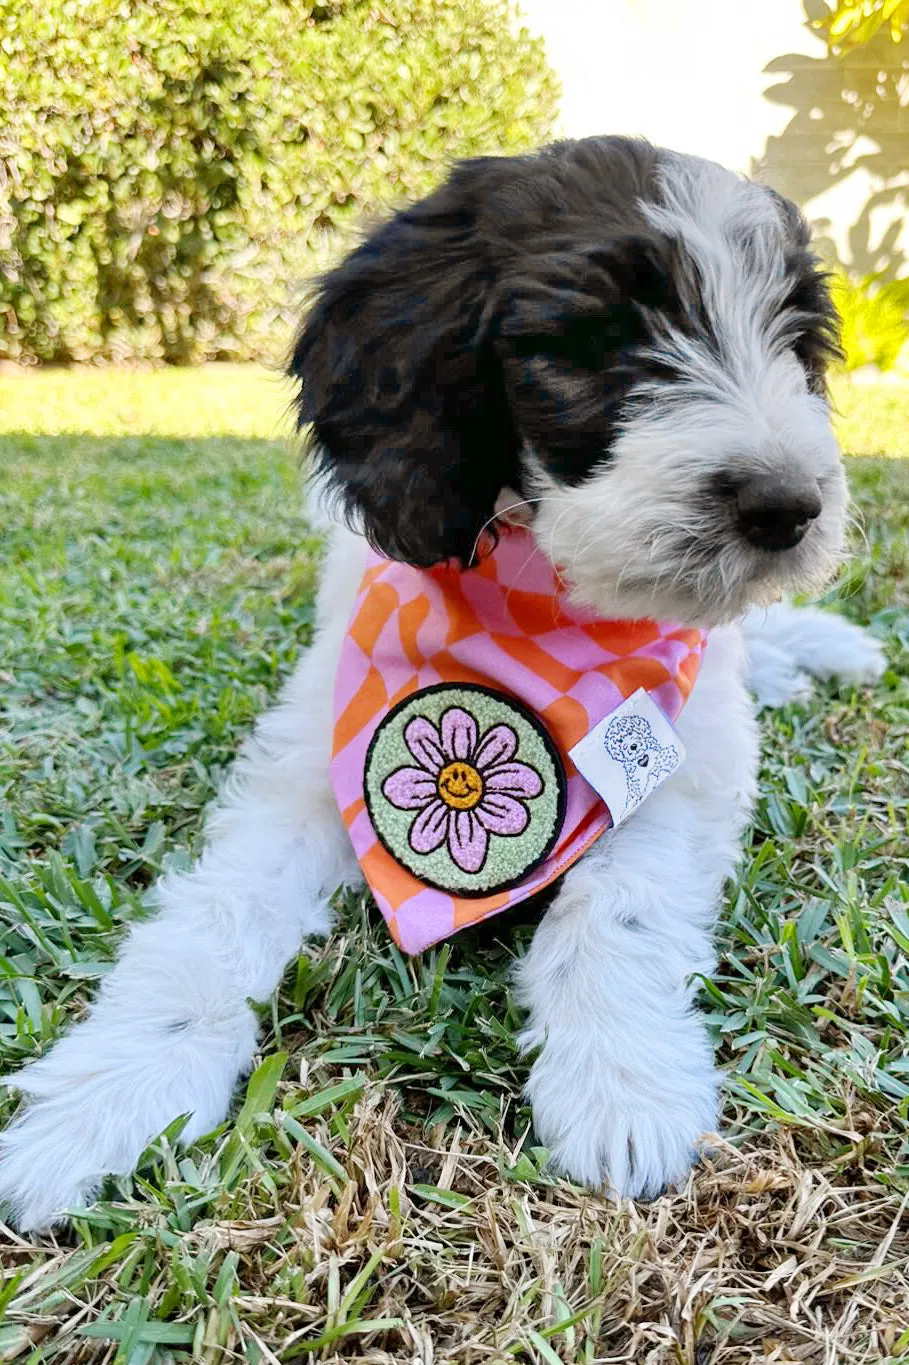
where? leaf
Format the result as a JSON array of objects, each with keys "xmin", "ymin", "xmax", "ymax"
[
  {"xmin": 525, "ymin": 1328, "xmax": 565, "ymax": 1365},
  {"xmin": 80, "ymin": 1318, "xmax": 195, "ymax": 1345},
  {"xmin": 282, "ymin": 1114, "xmax": 348, "ymax": 1182},
  {"xmin": 219, "ymin": 1051, "xmax": 287, "ymax": 1182},
  {"xmin": 410, "ymin": 1183, "xmax": 473, "ymax": 1208},
  {"xmin": 286, "ymin": 1075, "xmax": 364, "ymax": 1118},
  {"xmin": 283, "ymin": 1317, "xmax": 407, "ymax": 1358}
]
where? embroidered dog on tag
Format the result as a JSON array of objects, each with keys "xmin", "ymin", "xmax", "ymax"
[
  {"xmin": 602, "ymin": 714, "xmax": 680, "ymax": 809},
  {"xmin": 568, "ymin": 688, "xmax": 686, "ymax": 831}
]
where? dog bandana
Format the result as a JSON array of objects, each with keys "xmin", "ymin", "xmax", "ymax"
[{"xmin": 330, "ymin": 529, "xmax": 707, "ymax": 954}]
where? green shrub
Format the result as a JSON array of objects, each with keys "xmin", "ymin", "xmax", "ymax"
[
  {"xmin": 832, "ymin": 271, "xmax": 909, "ymax": 372},
  {"xmin": 811, "ymin": 0, "xmax": 909, "ymax": 53},
  {"xmin": 0, "ymin": 0, "xmax": 558, "ymax": 365}
]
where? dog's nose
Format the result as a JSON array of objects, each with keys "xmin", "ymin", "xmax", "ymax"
[{"xmin": 735, "ymin": 475, "xmax": 822, "ymax": 551}]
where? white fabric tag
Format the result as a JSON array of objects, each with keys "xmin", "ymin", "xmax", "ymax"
[{"xmin": 568, "ymin": 688, "xmax": 685, "ymax": 827}]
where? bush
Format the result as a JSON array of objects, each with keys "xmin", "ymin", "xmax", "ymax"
[
  {"xmin": 0, "ymin": 0, "xmax": 558, "ymax": 365},
  {"xmin": 832, "ymin": 271, "xmax": 909, "ymax": 372},
  {"xmin": 810, "ymin": 0, "xmax": 909, "ymax": 53}
]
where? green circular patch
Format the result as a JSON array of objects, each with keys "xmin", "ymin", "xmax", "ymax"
[{"xmin": 364, "ymin": 683, "xmax": 566, "ymax": 897}]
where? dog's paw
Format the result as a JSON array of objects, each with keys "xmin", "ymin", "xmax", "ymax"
[
  {"xmin": 0, "ymin": 1088, "xmax": 109, "ymax": 1232},
  {"xmin": 812, "ymin": 621, "xmax": 887, "ymax": 686},
  {"xmin": 0, "ymin": 1007, "xmax": 257, "ymax": 1231},
  {"xmin": 524, "ymin": 1032, "xmax": 718, "ymax": 1200},
  {"xmin": 744, "ymin": 604, "xmax": 887, "ymax": 707},
  {"xmin": 748, "ymin": 646, "xmax": 815, "ymax": 710}
]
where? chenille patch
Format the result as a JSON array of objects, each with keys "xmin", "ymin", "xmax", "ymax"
[{"xmin": 364, "ymin": 683, "xmax": 566, "ymax": 897}]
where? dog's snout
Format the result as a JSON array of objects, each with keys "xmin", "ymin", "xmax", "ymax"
[{"xmin": 733, "ymin": 474, "xmax": 822, "ymax": 552}]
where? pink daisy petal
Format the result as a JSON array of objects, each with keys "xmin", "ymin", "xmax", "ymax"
[
  {"xmin": 440, "ymin": 707, "xmax": 478, "ymax": 762},
  {"xmin": 382, "ymin": 766, "xmax": 438, "ymax": 811},
  {"xmin": 409, "ymin": 800, "xmax": 449, "ymax": 854},
  {"xmin": 484, "ymin": 761, "xmax": 543, "ymax": 799},
  {"xmin": 448, "ymin": 809, "xmax": 488, "ymax": 874},
  {"xmin": 475, "ymin": 793, "xmax": 529, "ymax": 837},
  {"xmin": 473, "ymin": 723, "xmax": 517, "ymax": 772},
  {"xmin": 403, "ymin": 716, "xmax": 445, "ymax": 774}
]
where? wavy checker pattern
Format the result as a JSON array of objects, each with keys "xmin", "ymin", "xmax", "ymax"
[{"xmin": 330, "ymin": 530, "xmax": 707, "ymax": 953}]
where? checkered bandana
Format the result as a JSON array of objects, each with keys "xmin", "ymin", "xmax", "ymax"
[{"xmin": 330, "ymin": 529, "xmax": 707, "ymax": 954}]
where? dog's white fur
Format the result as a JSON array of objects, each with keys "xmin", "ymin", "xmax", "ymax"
[
  {"xmin": 0, "ymin": 146, "xmax": 888, "ymax": 1230},
  {"xmin": 531, "ymin": 156, "xmax": 847, "ymax": 627},
  {"xmin": 0, "ymin": 526, "xmax": 884, "ymax": 1230}
]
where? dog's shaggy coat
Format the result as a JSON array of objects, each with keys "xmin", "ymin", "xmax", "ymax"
[{"xmin": 0, "ymin": 137, "xmax": 885, "ymax": 1230}]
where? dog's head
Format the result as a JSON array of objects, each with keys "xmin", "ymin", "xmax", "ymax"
[
  {"xmin": 603, "ymin": 715, "xmax": 655, "ymax": 767},
  {"xmin": 291, "ymin": 136, "xmax": 846, "ymax": 626}
]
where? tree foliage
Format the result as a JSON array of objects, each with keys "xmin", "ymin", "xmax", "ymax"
[
  {"xmin": 833, "ymin": 272, "xmax": 909, "ymax": 370},
  {"xmin": 810, "ymin": 0, "xmax": 909, "ymax": 52},
  {"xmin": 0, "ymin": 0, "xmax": 558, "ymax": 364},
  {"xmin": 803, "ymin": 2, "xmax": 909, "ymax": 368}
]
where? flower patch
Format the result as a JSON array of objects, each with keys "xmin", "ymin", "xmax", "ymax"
[{"xmin": 364, "ymin": 684, "xmax": 566, "ymax": 896}]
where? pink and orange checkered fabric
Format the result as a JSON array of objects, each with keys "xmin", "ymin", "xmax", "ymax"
[{"xmin": 330, "ymin": 529, "xmax": 707, "ymax": 953}]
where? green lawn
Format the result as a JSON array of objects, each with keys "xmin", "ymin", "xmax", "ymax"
[{"xmin": 0, "ymin": 367, "xmax": 908, "ymax": 1363}]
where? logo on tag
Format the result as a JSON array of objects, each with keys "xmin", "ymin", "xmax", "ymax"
[{"xmin": 568, "ymin": 688, "xmax": 685, "ymax": 827}]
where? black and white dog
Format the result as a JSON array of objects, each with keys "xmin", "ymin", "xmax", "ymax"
[{"xmin": 0, "ymin": 136, "xmax": 884, "ymax": 1229}]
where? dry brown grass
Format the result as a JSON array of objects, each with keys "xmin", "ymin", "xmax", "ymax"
[{"xmin": 3, "ymin": 1077, "xmax": 907, "ymax": 1363}]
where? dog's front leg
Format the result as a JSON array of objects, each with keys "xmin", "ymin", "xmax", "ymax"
[
  {"xmin": 517, "ymin": 626, "xmax": 757, "ymax": 1199},
  {"xmin": 0, "ymin": 528, "xmax": 365, "ymax": 1232}
]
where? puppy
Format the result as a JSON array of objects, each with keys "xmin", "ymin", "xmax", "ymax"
[{"xmin": 0, "ymin": 136, "xmax": 885, "ymax": 1230}]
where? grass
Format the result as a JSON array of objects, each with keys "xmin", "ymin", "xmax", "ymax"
[
  {"xmin": 0, "ymin": 364, "xmax": 907, "ymax": 1364},
  {"xmin": 0, "ymin": 365, "xmax": 294, "ymax": 441},
  {"xmin": 0, "ymin": 363, "xmax": 906, "ymax": 455}
]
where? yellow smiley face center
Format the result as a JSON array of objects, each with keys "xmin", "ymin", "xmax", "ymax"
[{"xmin": 437, "ymin": 761, "xmax": 484, "ymax": 811}]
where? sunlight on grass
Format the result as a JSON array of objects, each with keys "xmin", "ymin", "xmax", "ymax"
[
  {"xmin": 830, "ymin": 375, "xmax": 909, "ymax": 458},
  {"xmin": 0, "ymin": 363, "xmax": 294, "ymax": 439},
  {"xmin": 0, "ymin": 364, "xmax": 905, "ymax": 456}
]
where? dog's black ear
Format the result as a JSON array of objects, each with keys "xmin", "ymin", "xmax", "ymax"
[
  {"xmin": 482, "ymin": 135, "xmax": 666, "ymax": 485},
  {"xmin": 290, "ymin": 160, "xmax": 521, "ymax": 566},
  {"xmin": 766, "ymin": 187, "xmax": 842, "ymax": 395},
  {"xmin": 495, "ymin": 231, "xmax": 670, "ymax": 485}
]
